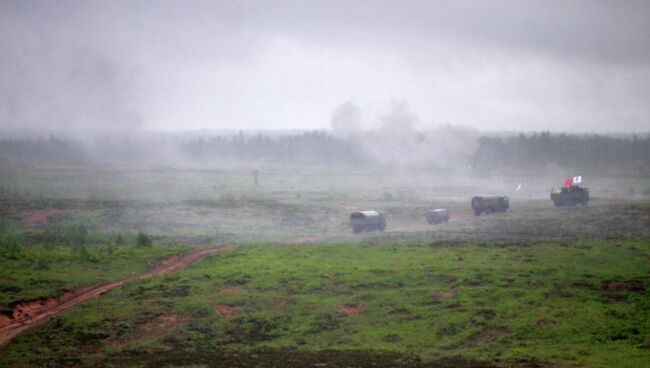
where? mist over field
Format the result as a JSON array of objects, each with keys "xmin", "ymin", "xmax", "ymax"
[{"xmin": 1, "ymin": 2, "xmax": 650, "ymax": 368}]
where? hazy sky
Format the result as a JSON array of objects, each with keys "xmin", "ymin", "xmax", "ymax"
[{"xmin": 1, "ymin": 0, "xmax": 649, "ymax": 133}]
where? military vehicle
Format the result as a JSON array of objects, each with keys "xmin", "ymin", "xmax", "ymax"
[
  {"xmin": 349, "ymin": 211, "xmax": 386, "ymax": 233},
  {"xmin": 550, "ymin": 186, "xmax": 589, "ymax": 207},
  {"xmin": 471, "ymin": 195, "xmax": 509, "ymax": 216},
  {"xmin": 426, "ymin": 209, "xmax": 449, "ymax": 224}
]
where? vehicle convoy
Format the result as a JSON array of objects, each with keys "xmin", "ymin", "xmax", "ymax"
[
  {"xmin": 426, "ymin": 209, "xmax": 449, "ymax": 224},
  {"xmin": 471, "ymin": 196, "xmax": 509, "ymax": 216},
  {"xmin": 349, "ymin": 211, "xmax": 386, "ymax": 233},
  {"xmin": 551, "ymin": 185, "xmax": 589, "ymax": 207}
]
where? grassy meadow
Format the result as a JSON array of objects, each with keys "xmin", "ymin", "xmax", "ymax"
[{"xmin": 0, "ymin": 163, "xmax": 649, "ymax": 367}]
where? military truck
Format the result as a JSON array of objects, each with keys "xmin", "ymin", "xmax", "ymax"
[
  {"xmin": 349, "ymin": 211, "xmax": 386, "ymax": 233},
  {"xmin": 426, "ymin": 209, "xmax": 449, "ymax": 224},
  {"xmin": 471, "ymin": 196, "xmax": 509, "ymax": 216},
  {"xmin": 550, "ymin": 186, "xmax": 589, "ymax": 207}
]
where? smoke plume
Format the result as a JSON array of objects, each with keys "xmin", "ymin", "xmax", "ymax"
[{"xmin": 331, "ymin": 101, "xmax": 479, "ymax": 169}]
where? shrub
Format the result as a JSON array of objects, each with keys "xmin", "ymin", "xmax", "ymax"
[
  {"xmin": 136, "ymin": 232, "xmax": 153, "ymax": 247},
  {"xmin": 65, "ymin": 224, "xmax": 88, "ymax": 246},
  {"xmin": 0, "ymin": 238, "xmax": 21, "ymax": 259},
  {"xmin": 114, "ymin": 233, "xmax": 124, "ymax": 246}
]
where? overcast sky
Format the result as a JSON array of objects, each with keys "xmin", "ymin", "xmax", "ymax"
[{"xmin": 1, "ymin": 0, "xmax": 649, "ymax": 133}]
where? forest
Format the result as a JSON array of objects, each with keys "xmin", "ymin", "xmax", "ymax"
[{"xmin": 0, "ymin": 131, "xmax": 649, "ymax": 173}]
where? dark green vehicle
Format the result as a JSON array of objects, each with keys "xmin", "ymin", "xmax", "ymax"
[
  {"xmin": 471, "ymin": 196, "xmax": 509, "ymax": 216},
  {"xmin": 550, "ymin": 186, "xmax": 589, "ymax": 207},
  {"xmin": 349, "ymin": 211, "xmax": 386, "ymax": 233}
]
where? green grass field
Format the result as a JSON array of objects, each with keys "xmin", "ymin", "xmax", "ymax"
[
  {"xmin": 0, "ymin": 218, "xmax": 189, "ymax": 309},
  {"xmin": 0, "ymin": 165, "xmax": 649, "ymax": 367},
  {"xmin": 2, "ymin": 239, "xmax": 648, "ymax": 367}
]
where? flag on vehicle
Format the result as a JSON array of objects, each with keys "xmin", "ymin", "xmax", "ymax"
[
  {"xmin": 564, "ymin": 178, "xmax": 572, "ymax": 187},
  {"xmin": 573, "ymin": 175, "xmax": 582, "ymax": 184}
]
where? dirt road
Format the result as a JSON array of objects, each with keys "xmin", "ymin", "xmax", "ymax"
[
  {"xmin": 1, "ymin": 212, "xmax": 474, "ymax": 344},
  {"xmin": 0, "ymin": 244, "xmax": 232, "ymax": 345},
  {"xmin": 281, "ymin": 211, "xmax": 475, "ymax": 244}
]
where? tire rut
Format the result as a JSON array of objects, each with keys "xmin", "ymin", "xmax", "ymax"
[{"xmin": 0, "ymin": 244, "xmax": 232, "ymax": 345}]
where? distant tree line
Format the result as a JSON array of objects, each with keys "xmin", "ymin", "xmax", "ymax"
[
  {"xmin": 0, "ymin": 131, "xmax": 648, "ymax": 173},
  {"xmin": 471, "ymin": 132, "xmax": 650, "ymax": 173},
  {"xmin": 0, "ymin": 136, "xmax": 85, "ymax": 164},
  {"xmin": 181, "ymin": 131, "xmax": 367, "ymax": 166}
]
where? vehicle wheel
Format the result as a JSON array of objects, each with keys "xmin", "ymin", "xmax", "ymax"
[
  {"xmin": 353, "ymin": 226, "xmax": 363, "ymax": 233},
  {"xmin": 474, "ymin": 209, "xmax": 481, "ymax": 216}
]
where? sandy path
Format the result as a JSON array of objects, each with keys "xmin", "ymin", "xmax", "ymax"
[{"xmin": 0, "ymin": 244, "xmax": 232, "ymax": 345}]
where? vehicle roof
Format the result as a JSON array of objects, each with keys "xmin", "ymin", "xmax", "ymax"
[{"xmin": 350, "ymin": 211, "xmax": 382, "ymax": 217}]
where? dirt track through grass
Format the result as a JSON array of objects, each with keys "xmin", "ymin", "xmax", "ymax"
[
  {"xmin": 0, "ymin": 244, "xmax": 232, "ymax": 345},
  {"xmin": 0, "ymin": 214, "xmax": 473, "ymax": 344},
  {"xmin": 280, "ymin": 210, "xmax": 476, "ymax": 244}
]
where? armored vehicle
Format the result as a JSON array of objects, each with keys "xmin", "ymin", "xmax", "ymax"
[
  {"xmin": 349, "ymin": 211, "xmax": 386, "ymax": 233},
  {"xmin": 550, "ymin": 186, "xmax": 589, "ymax": 207},
  {"xmin": 471, "ymin": 196, "xmax": 509, "ymax": 216},
  {"xmin": 426, "ymin": 209, "xmax": 449, "ymax": 224}
]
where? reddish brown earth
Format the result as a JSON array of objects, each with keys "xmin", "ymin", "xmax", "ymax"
[
  {"xmin": 213, "ymin": 304, "xmax": 237, "ymax": 319},
  {"xmin": 109, "ymin": 314, "xmax": 188, "ymax": 348},
  {"xmin": 140, "ymin": 314, "xmax": 186, "ymax": 333},
  {"xmin": 21, "ymin": 209, "xmax": 65, "ymax": 226},
  {"xmin": 602, "ymin": 279, "xmax": 645, "ymax": 292},
  {"xmin": 219, "ymin": 286, "xmax": 246, "ymax": 294},
  {"xmin": 1, "ymin": 213, "xmax": 474, "ymax": 345},
  {"xmin": 601, "ymin": 279, "xmax": 645, "ymax": 301},
  {"xmin": 274, "ymin": 297, "xmax": 288, "ymax": 312},
  {"xmin": 431, "ymin": 290, "xmax": 455, "ymax": 299},
  {"xmin": 337, "ymin": 303, "xmax": 364, "ymax": 315},
  {"xmin": 0, "ymin": 244, "xmax": 232, "ymax": 345}
]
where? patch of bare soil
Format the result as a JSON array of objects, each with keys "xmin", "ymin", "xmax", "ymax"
[
  {"xmin": 601, "ymin": 279, "xmax": 645, "ymax": 302},
  {"xmin": 213, "ymin": 304, "xmax": 237, "ymax": 319},
  {"xmin": 21, "ymin": 208, "xmax": 65, "ymax": 226},
  {"xmin": 602, "ymin": 279, "xmax": 644, "ymax": 292},
  {"xmin": 111, "ymin": 314, "xmax": 188, "ymax": 347},
  {"xmin": 274, "ymin": 297, "xmax": 288, "ymax": 312},
  {"xmin": 456, "ymin": 327, "xmax": 508, "ymax": 348},
  {"xmin": 337, "ymin": 303, "xmax": 364, "ymax": 315},
  {"xmin": 141, "ymin": 314, "xmax": 185, "ymax": 334},
  {"xmin": 431, "ymin": 290, "xmax": 455, "ymax": 299},
  {"xmin": 280, "ymin": 232, "xmax": 349, "ymax": 244},
  {"xmin": 0, "ymin": 244, "xmax": 232, "ymax": 345},
  {"xmin": 220, "ymin": 286, "xmax": 246, "ymax": 294}
]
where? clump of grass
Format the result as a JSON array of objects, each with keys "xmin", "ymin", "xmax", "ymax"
[
  {"xmin": 136, "ymin": 232, "xmax": 153, "ymax": 247},
  {"xmin": 114, "ymin": 233, "xmax": 125, "ymax": 246},
  {"xmin": 0, "ymin": 237, "xmax": 21, "ymax": 260}
]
